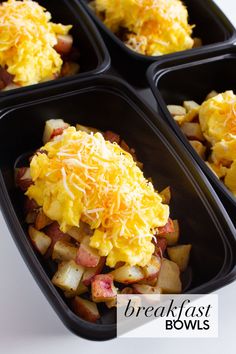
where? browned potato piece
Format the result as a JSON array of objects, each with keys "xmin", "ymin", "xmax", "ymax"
[
  {"xmin": 206, "ymin": 90, "xmax": 218, "ymax": 100},
  {"xmin": 181, "ymin": 122, "xmax": 205, "ymax": 141},
  {"xmin": 52, "ymin": 260, "xmax": 84, "ymax": 292},
  {"xmin": 72, "ymin": 296, "xmax": 100, "ymax": 323},
  {"xmin": 67, "ymin": 222, "xmax": 92, "ymax": 242},
  {"xmin": 161, "ymin": 220, "xmax": 180, "ymax": 246},
  {"xmin": 189, "ymin": 140, "xmax": 206, "ymax": 159},
  {"xmin": 43, "ymin": 119, "xmax": 69, "ymax": 144},
  {"xmin": 193, "ymin": 37, "xmax": 202, "ymax": 48},
  {"xmin": 167, "ymin": 245, "xmax": 192, "ymax": 272},
  {"xmin": 64, "ymin": 281, "xmax": 88, "ymax": 298},
  {"xmin": 183, "ymin": 101, "xmax": 200, "ymax": 112},
  {"xmin": 167, "ymin": 105, "xmax": 186, "ymax": 116},
  {"xmin": 132, "ymin": 284, "xmax": 162, "ymax": 294},
  {"xmin": 111, "ymin": 265, "xmax": 144, "ymax": 284},
  {"xmin": 160, "ymin": 186, "xmax": 171, "ymax": 205},
  {"xmin": 156, "ymin": 258, "xmax": 182, "ymax": 294},
  {"xmin": 35, "ymin": 209, "xmax": 52, "ymax": 230},
  {"xmin": 28, "ymin": 226, "xmax": 51, "ymax": 255},
  {"xmin": 52, "ymin": 240, "xmax": 78, "ymax": 262}
]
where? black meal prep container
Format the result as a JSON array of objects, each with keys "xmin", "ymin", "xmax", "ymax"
[
  {"xmin": 147, "ymin": 45, "xmax": 236, "ymax": 227},
  {"xmin": 0, "ymin": 76, "xmax": 236, "ymax": 340},
  {"xmin": 80, "ymin": 0, "xmax": 236, "ymax": 87},
  {"xmin": 0, "ymin": 0, "xmax": 110, "ymax": 98}
]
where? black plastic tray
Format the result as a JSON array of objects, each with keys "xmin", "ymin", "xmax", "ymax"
[
  {"xmin": 0, "ymin": 76, "xmax": 236, "ymax": 340},
  {"xmin": 0, "ymin": 0, "xmax": 110, "ymax": 98},
  {"xmin": 147, "ymin": 45, "xmax": 236, "ymax": 226},
  {"xmin": 80, "ymin": 0, "xmax": 236, "ymax": 87}
]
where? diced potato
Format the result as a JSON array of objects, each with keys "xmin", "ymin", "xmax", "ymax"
[
  {"xmin": 105, "ymin": 297, "xmax": 117, "ymax": 309},
  {"xmin": 142, "ymin": 255, "xmax": 161, "ymax": 280},
  {"xmin": 158, "ymin": 218, "xmax": 174, "ymax": 236},
  {"xmin": 72, "ymin": 296, "xmax": 100, "ymax": 323},
  {"xmin": 67, "ymin": 222, "xmax": 93, "ymax": 242},
  {"xmin": 206, "ymin": 90, "xmax": 218, "ymax": 100},
  {"xmin": 54, "ymin": 34, "xmax": 73, "ymax": 55},
  {"xmin": 161, "ymin": 219, "xmax": 180, "ymax": 246},
  {"xmin": 138, "ymin": 277, "xmax": 158, "ymax": 286},
  {"xmin": 160, "ymin": 186, "xmax": 171, "ymax": 205},
  {"xmin": 52, "ymin": 260, "xmax": 84, "ymax": 292},
  {"xmin": 189, "ymin": 140, "xmax": 206, "ymax": 159},
  {"xmin": 132, "ymin": 284, "xmax": 162, "ymax": 294},
  {"xmin": 111, "ymin": 265, "xmax": 144, "ymax": 284},
  {"xmin": 173, "ymin": 115, "xmax": 186, "ymax": 125},
  {"xmin": 167, "ymin": 245, "xmax": 192, "ymax": 272},
  {"xmin": 76, "ymin": 124, "xmax": 100, "ymax": 134},
  {"xmin": 91, "ymin": 274, "xmax": 117, "ymax": 302},
  {"xmin": 154, "ymin": 236, "xmax": 167, "ymax": 257},
  {"xmin": 25, "ymin": 210, "xmax": 38, "ymax": 224},
  {"xmin": 28, "ymin": 226, "xmax": 51, "ymax": 255},
  {"xmin": 82, "ymin": 257, "xmax": 106, "ymax": 286},
  {"xmin": 181, "ymin": 122, "xmax": 205, "ymax": 141},
  {"xmin": 167, "ymin": 105, "xmax": 186, "ymax": 116},
  {"xmin": 183, "ymin": 101, "xmax": 200, "ymax": 112},
  {"xmin": 61, "ymin": 62, "xmax": 80, "ymax": 77},
  {"xmin": 120, "ymin": 287, "xmax": 133, "ymax": 294},
  {"xmin": 52, "ymin": 240, "xmax": 78, "ymax": 262},
  {"xmin": 15, "ymin": 167, "xmax": 32, "ymax": 191},
  {"xmin": 34, "ymin": 209, "xmax": 52, "ymax": 230},
  {"xmin": 157, "ymin": 258, "xmax": 182, "ymax": 294},
  {"xmin": 76, "ymin": 236, "xmax": 100, "ymax": 268},
  {"xmin": 104, "ymin": 130, "xmax": 120, "ymax": 144},
  {"xmin": 43, "ymin": 119, "xmax": 69, "ymax": 144},
  {"xmin": 64, "ymin": 281, "xmax": 88, "ymax": 298},
  {"xmin": 193, "ymin": 37, "xmax": 202, "ymax": 48}
]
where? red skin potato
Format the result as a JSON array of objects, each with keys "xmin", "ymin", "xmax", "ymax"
[
  {"xmin": 24, "ymin": 197, "xmax": 39, "ymax": 214},
  {"xmin": 0, "ymin": 66, "xmax": 14, "ymax": 90},
  {"xmin": 82, "ymin": 257, "xmax": 106, "ymax": 286},
  {"xmin": 15, "ymin": 167, "xmax": 33, "ymax": 191},
  {"xmin": 54, "ymin": 34, "xmax": 73, "ymax": 55},
  {"xmin": 154, "ymin": 237, "xmax": 167, "ymax": 257},
  {"xmin": 44, "ymin": 222, "xmax": 71, "ymax": 258},
  {"xmin": 72, "ymin": 297, "xmax": 100, "ymax": 323},
  {"xmin": 50, "ymin": 127, "xmax": 66, "ymax": 140},
  {"xmin": 157, "ymin": 218, "xmax": 174, "ymax": 235},
  {"xmin": 104, "ymin": 131, "xmax": 120, "ymax": 144},
  {"xmin": 76, "ymin": 243, "xmax": 100, "ymax": 268},
  {"xmin": 91, "ymin": 274, "xmax": 117, "ymax": 302}
]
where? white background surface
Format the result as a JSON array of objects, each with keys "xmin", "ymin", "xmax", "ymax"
[{"xmin": 1, "ymin": 1, "xmax": 236, "ymax": 353}]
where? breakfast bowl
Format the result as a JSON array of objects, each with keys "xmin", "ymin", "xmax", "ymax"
[
  {"xmin": 80, "ymin": 0, "xmax": 236, "ymax": 86},
  {"xmin": 147, "ymin": 45, "xmax": 236, "ymax": 226},
  {"xmin": 0, "ymin": 76, "xmax": 236, "ymax": 340},
  {"xmin": 0, "ymin": 0, "xmax": 110, "ymax": 97}
]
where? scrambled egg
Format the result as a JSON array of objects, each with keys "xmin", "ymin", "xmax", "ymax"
[
  {"xmin": 0, "ymin": 0, "xmax": 72, "ymax": 86},
  {"xmin": 26, "ymin": 127, "xmax": 169, "ymax": 267},
  {"xmin": 199, "ymin": 91, "xmax": 236, "ymax": 196},
  {"xmin": 93, "ymin": 0, "xmax": 194, "ymax": 55}
]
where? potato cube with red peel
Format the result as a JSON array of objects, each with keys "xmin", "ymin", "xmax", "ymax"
[
  {"xmin": 25, "ymin": 210, "xmax": 38, "ymax": 224},
  {"xmin": 157, "ymin": 258, "xmax": 182, "ymax": 294},
  {"xmin": 34, "ymin": 209, "xmax": 52, "ymax": 230},
  {"xmin": 28, "ymin": 226, "xmax": 51, "ymax": 255},
  {"xmin": 167, "ymin": 105, "xmax": 186, "ymax": 116},
  {"xmin": 67, "ymin": 222, "xmax": 93, "ymax": 242},
  {"xmin": 157, "ymin": 218, "xmax": 174, "ymax": 235},
  {"xmin": 154, "ymin": 236, "xmax": 167, "ymax": 257},
  {"xmin": 91, "ymin": 274, "xmax": 117, "ymax": 302},
  {"xmin": 189, "ymin": 140, "xmax": 206, "ymax": 159},
  {"xmin": 52, "ymin": 240, "xmax": 78, "ymax": 262},
  {"xmin": 15, "ymin": 167, "xmax": 32, "ymax": 191},
  {"xmin": 161, "ymin": 220, "xmax": 180, "ymax": 246},
  {"xmin": 43, "ymin": 119, "xmax": 69, "ymax": 144},
  {"xmin": 181, "ymin": 122, "xmax": 204, "ymax": 141},
  {"xmin": 160, "ymin": 186, "xmax": 171, "ymax": 205},
  {"xmin": 82, "ymin": 257, "xmax": 106, "ymax": 286},
  {"xmin": 104, "ymin": 130, "xmax": 120, "ymax": 144},
  {"xmin": 72, "ymin": 296, "xmax": 100, "ymax": 323},
  {"xmin": 111, "ymin": 265, "xmax": 144, "ymax": 284},
  {"xmin": 167, "ymin": 244, "xmax": 192, "ymax": 272},
  {"xmin": 142, "ymin": 255, "xmax": 161, "ymax": 280},
  {"xmin": 44, "ymin": 222, "xmax": 71, "ymax": 256},
  {"xmin": 54, "ymin": 34, "xmax": 73, "ymax": 55},
  {"xmin": 52, "ymin": 260, "xmax": 84, "ymax": 292},
  {"xmin": 132, "ymin": 284, "xmax": 162, "ymax": 294},
  {"xmin": 76, "ymin": 236, "xmax": 100, "ymax": 268}
]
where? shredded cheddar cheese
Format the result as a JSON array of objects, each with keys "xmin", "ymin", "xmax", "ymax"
[
  {"xmin": 26, "ymin": 127, "xmax": 169, "ymax": 267},
  {"xmin": 0, "ymin": 0, "xmax": 72, "ymax": 86}
]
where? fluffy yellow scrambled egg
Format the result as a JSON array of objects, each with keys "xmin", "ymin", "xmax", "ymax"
[
  {"xmin": 0, "ymin": 0, "xmax": 72, "ymax": 86},
  {"xmin": 93, "ymin": 0, "xmax": 194, "ymax": 55},
  {"xmin": 199, "ymin": 91, "xmax": 236, "ymax": 196},
  {"xmin": 26, "ymin": 127, "xmax": 169, "ymax": 267}
]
